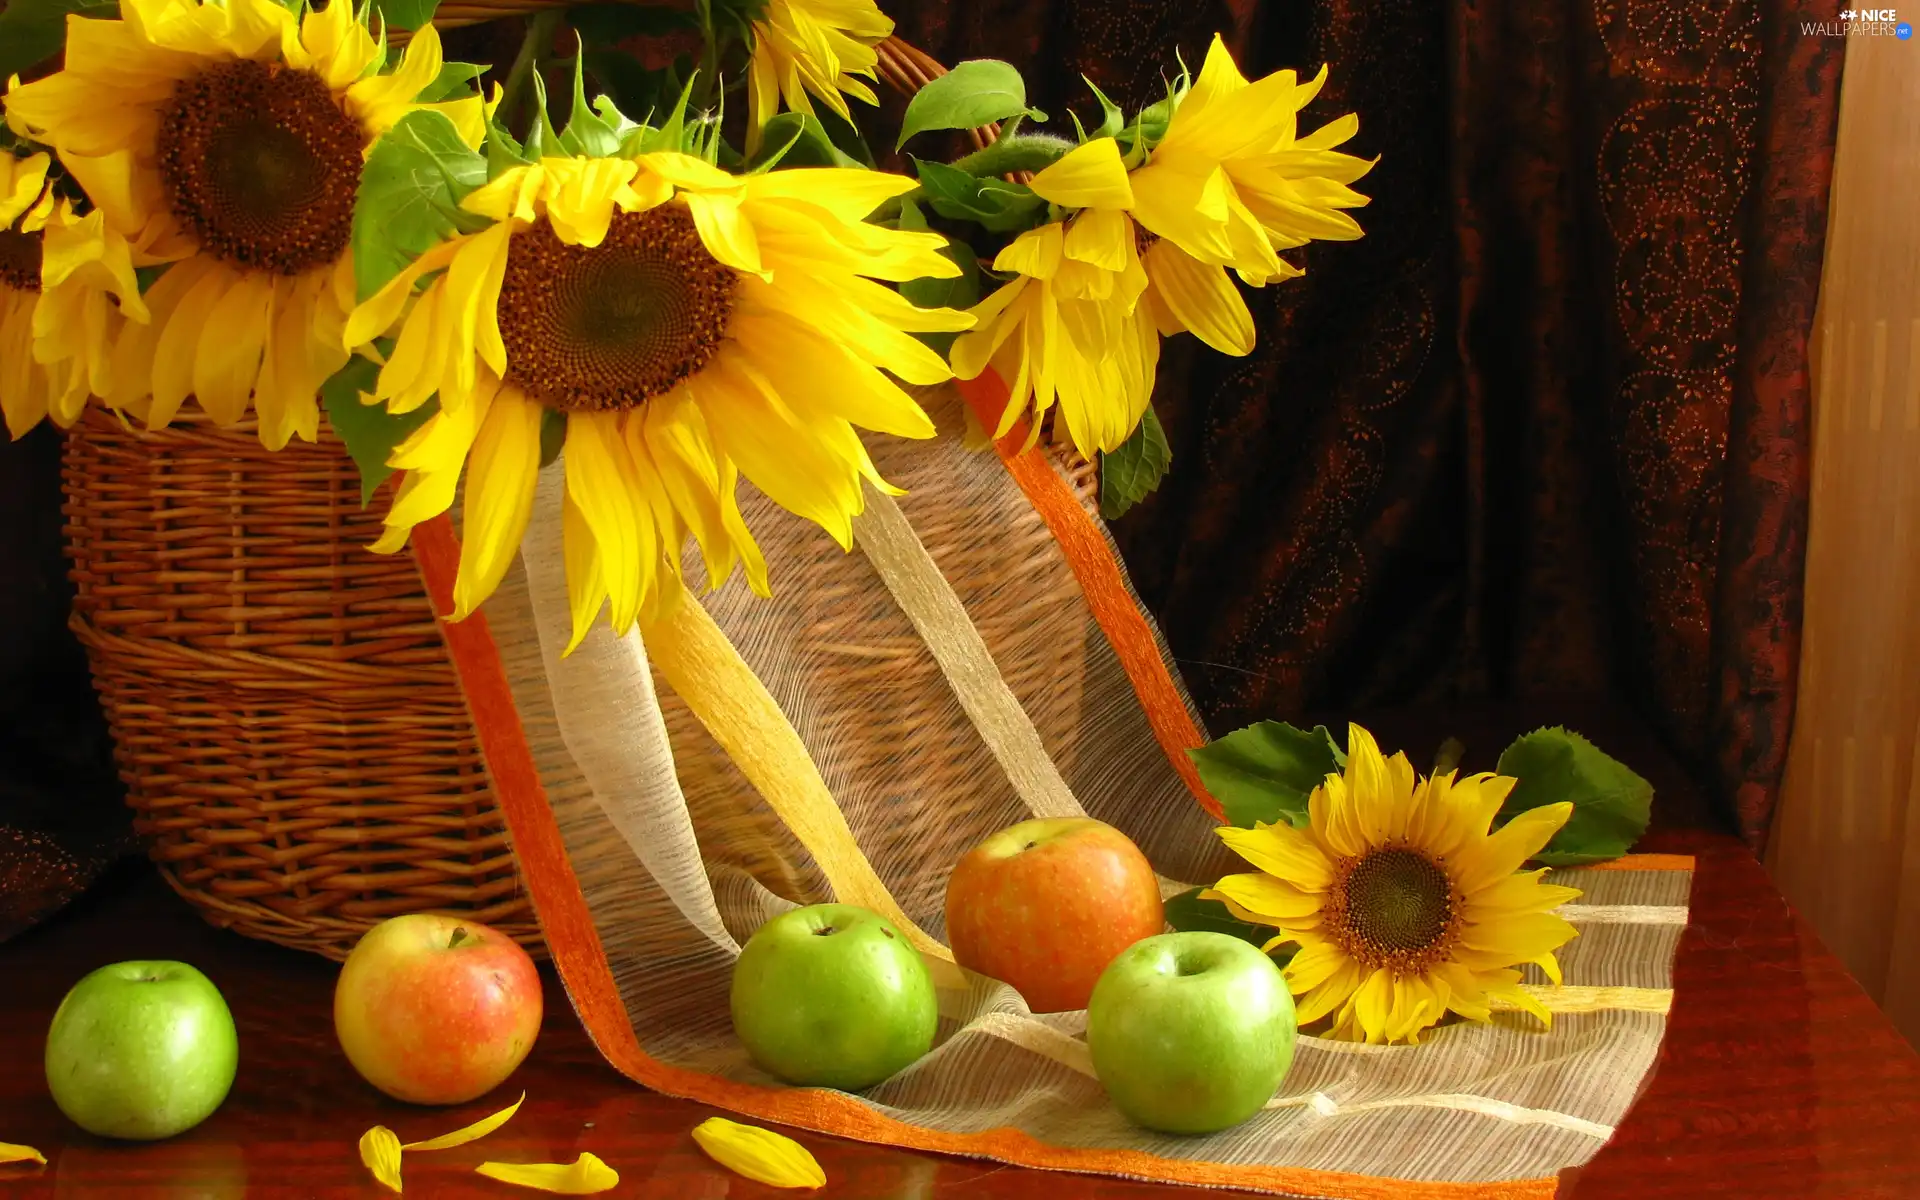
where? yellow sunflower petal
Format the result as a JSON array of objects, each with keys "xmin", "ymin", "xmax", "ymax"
[
  {"xmin": 541, "ymin": 158, "xmax": 640, "ymax": 248},
  {"xmin": 1216, "ymin": 821, "xmax": 1334, "ymax": 891},
  {"xmin": 1351, "ymin": 966, "xmax": 1395, "ymax": 1044},
  {"xmin": 1206, "ymin": 872, "xmax": 1322, "ymax": 923},
  {"xmin": 1027, "ymin": 137, "xmax": 1134, "ymax": 210},
  {"xmin": 1061, "ymin": 206, "xmax": 1134, "ymax": 273},
  {"xmin": 1451, "ymin": 801, "xmax": 1574, "ymax": 895},
  {"xmin": 691, "ymin": 1117, "xmax": 827, "ymax": 1190},
  {"xmin": 560, "ymin": 485, "xmax": 611, "ymax": 653},
  {"xmin": 743, "ymin": 166, "xmax": 916, "ymax": 223},
  {"xmin": 149, "ymin": 259, "xmax": 231, "ymax": 427},
  {"xmin": 345, "ymin": 22, "xmax": 446, "ymax": 137},
  {"xmin": 359, "ymin": 1126, "xmax": 404, "ymax": 1194},
  {"xmin": 1141, "ymin": 241, "xmax": 1253, "ymax": 356},
  {"xmin": 563, "ymin": 413, "xmax": 647, "ymax": 633},
  {"xmin": 404, "ymin": 1092, "xmax": 525, "ymax": 1150},
  {"xmin": 0, "ymin": 153, "xmax": 50, "ymax": 228},
  {"xmin": 1294, "ymin": 957, "xmax": 1364, "ymax": 1024},
  {"xmin": 1308, "ymin": 774, "xmax": 1365, "ymax": 859},
  {"xmin": 192, "ymin": 271, "xmax": 273, "ymax": 425},
  {"xmin": 684, "ymin": 191, "xmax": 766, "ymax": 277},
  {"xmin": 1535, "ymin": 950, "xmax": 1564, "ymax": 987},
  {"xmin": 1457, "ymin": 911, "xmax": 1578, "ymax": 969},
  {"xmin": 0, "ymin": 1141, "xmax": 45, "ymax": 1167},
  {"xmin": 1463, "ymin": 870, "xmax": 1582, "ymax": 919},
  {"xmin": 1282, "ymin": 937, "xmax": 1349, "ymax": 993},
  {"xmin": 297, "ymin": 0, "xmax": 378, "ymax": 91},
  {"xmin": 460, "ymin": 164, "xmax": 549, "ymax": 226},
  {"xmin": 474, "ymin": 1153, "xmax": 619, "ymax": 1194},
  {"xmin": 1425, "ymin": 771, "xmax": 1510, "ymax": 860},
  {"xmin": 454, "ymin": 387, "xmax": 544, "ymax": 619},
  {"xmin": 993, "ymin": 222, "xmax": 1065, "ymax": 280}
]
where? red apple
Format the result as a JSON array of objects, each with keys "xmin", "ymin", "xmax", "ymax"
[
  {"xmin": 945, "ymin": 817, "xmax": 1164, "ymax": 1013},
  {"xmin": 334, "ymin": 914, "xmax": 542, "ymax": 1105}
]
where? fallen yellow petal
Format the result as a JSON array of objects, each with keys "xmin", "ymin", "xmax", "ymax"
[
  {"xmin": 475, "ymin": 1153, "xmax": 619, "ymax": 1194},
  {"xmin": 405, "ymin": 1092, "xmax": 526, "ymax": 1151},
  {"xmin": 690, "ymin": 1117, "xmax": 825, "ymax": 1189},
  {"xmin": 359, "ymin": 1126, "xmax": 404, "ymax": 1194},
  {"xmin": 0, "ymin": 1143, "xmax": 46, "ymax": 1166}
]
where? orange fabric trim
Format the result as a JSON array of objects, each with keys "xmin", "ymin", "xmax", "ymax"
[
  {"xmin": 954, "ymin": 372, "xmax": 1224, "ymax": 822},
  {"xmin": 413, "ymin": 515, "xmax": 1560, "ymax": 1199},
  {"xmin": 1582, "ymin": 854, "xmax": 1696, "ymax": 872}
]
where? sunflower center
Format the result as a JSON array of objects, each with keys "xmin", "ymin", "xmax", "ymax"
[
  {"xmin": 0, "ymin": 229, "xmax": 39, "ymax": 292},
  {"xmin": 156, "ymin": 59, "xmax": 365, "ymax": 275},
  {"xmin": 1327, "ymin": 845, "xmax": 1460, "ymax": 973},
  {"xmin": 495, "ymin": 206, "xmax": 737, "ymax": 413}
]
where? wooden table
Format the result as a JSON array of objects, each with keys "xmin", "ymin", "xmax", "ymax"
[{"xmin": 5, "ymin": 704, "xmax": 1920, "ymax": 1198}]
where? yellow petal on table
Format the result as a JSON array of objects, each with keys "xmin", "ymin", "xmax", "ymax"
[
  {"xmin": 475, "ymin": 1153, "xmax": 620, "ymax": 1194},
  {"xmin": 359, "ymin": 1126, "xmax": 405, "ymax": 1193},
  {"xmin": 691, "ymin": 1116, "xmax": 826, "ymax": 1189},
  {"xmin": 0, "ymin": 1143, "xmax": 46, "ymax": 1166},
  {"xmin": 405, "ymin": 1091, "xmax": 526, "ymax": 1151}
]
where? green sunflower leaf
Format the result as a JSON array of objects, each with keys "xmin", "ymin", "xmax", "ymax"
[
  {"xmin": 559, "ymin": 51, "xmax": 624, "ymax": 156},
  {"xmin": 0, "ymin": 0, "xmax": 117, "ymax": 81},
  {"xmin": 749, "ymin": 112, "xmax": 865, "ymax": 170},
  {"xmin": 1190, "ymin": 721, "xmax": 1345, "ymax": 830},
  {"xmin": 896, "ymin": 59, "xmax": 1044, "ymax": 151},
  {"xmin": 352, "ymin": 109, "xmax": 488, "ymax": 302},
  {"xmin": 912, "ymin": 158, "xmax": 1046, "ymax": 233},
  {"xmin": 1494, "ymin": 727, "xmax": 1653, "ymax": 866},
  {"xmin": 370, "ymin": 0, "xmax": 439, "ymax": 32},
  {"xmin": 1083, "ymin": 76, "xmax": 1125, "ymax": 141},
  {"xmin": 1163, "ymin": 887, "xmax": 1274, "ymax": 945},
  {"xmin": 320, "ymin": 358, "xmax": 437, "ymax": 507},
  {"xmin": 418, "ymin": 61, "xmax": 487, "ymax": 104},
  {"xmin": 1098, "ymin": 404, "xmax": 1170, "ymax": 519}
]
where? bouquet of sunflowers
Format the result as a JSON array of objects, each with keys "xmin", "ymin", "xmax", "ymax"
[{"xmin": 0, "ymin": 0, "xmax": 1372, "ymax": 644}]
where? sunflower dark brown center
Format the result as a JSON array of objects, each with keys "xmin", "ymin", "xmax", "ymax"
[
  {"xmin": 495, "ymin": 206, "xmax": 737, "ymax": 413},
  {"xmin": 1325, "ymin": 844, "xmax": 1460, "ymax": 973},
  {"xmin": 0, "ymin": 229, "xmax": 39, "ymax": 292},
  {"xmin": 156, "ymin": 59, "xmax": 365, "ymax": 275}
]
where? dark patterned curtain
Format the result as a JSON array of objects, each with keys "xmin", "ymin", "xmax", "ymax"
[{"xmin": 890, "ymin": 0, "xmax": 1842, "ymax": 846}]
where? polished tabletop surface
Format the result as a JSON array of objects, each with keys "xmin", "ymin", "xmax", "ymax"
[{"xmin": 4, "ymin": 704, "xmax": 1920, "ymax": 1198}]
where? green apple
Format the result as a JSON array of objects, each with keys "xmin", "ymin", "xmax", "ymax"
[
  {"xmin": 730, "ymin": 904, "xmax": 937, "ymax": 1091},
  {"xmin": 45, "ymin": 961, "xmax": 239, "ymax": 1140},
  {"xmin": 1087, "ymin": 932, "xmax": 1296, "ymax": 1134}
]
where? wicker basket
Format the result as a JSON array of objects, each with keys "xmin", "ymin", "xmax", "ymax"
[
  {"xmin": 58, "ymin": 26, "xmax": 1063, "ymax": 960},
  {"xmin": 63, "ymin": 408, "xmax": 540, "ymax": 959}
]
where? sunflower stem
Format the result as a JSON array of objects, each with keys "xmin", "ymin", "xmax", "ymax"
[
  {"xmin": 501, "ymin": 10, "xmax": 565, "ymax": 142},
  {"xmin": 950, "ymin": 133, "xmax": 1074, "ymax": 179}
]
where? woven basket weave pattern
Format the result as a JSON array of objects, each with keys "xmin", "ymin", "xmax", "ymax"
[{"xmin": 63, "ymin": 409, "xmax": 540, "ymax": 959}]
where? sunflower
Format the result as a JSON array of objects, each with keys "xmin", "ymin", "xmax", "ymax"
[
  {"xmin": 1205, "ymin": 724, "xmax": 1580, "ymax": 1045},
  {"xmin": 0, "ymin": 151, "xmax": 148, "ymax": 439},
  {"xmin": 746, "ymin": 0, "xmax": 893, "ymax": 154},
  {"xmin": 949, "ymin": 138, "xmax": 1161, "ymax": 458},
  {"xmin": 4, "ymin": 0, "xmax": 483, "ymax": 450},
  {"xmin": 341, "ymin": 152, "xmax": 973, "ymax": 645},
  {"xmin": 952, "ymin": 38, "xmax": 1372, "ymax": 461},
  {"xmin": 1126, "ymin": 33, "xmax": 1372, "ymax": 311}
]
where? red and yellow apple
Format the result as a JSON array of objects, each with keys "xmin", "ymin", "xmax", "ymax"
[
  {"xmin": 334, "ymin": 914, "xmax": 542, "ymax": 1105},
  {"xmin": 944, "ymin": 816, "xmax": 1164, "ymax": 1013}
]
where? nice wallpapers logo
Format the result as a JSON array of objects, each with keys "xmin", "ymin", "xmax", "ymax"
[{"xmin": 1803, "ymin": 7, "xmax": 1914, "ymax": 35}]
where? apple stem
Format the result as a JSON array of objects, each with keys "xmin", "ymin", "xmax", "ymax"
[{"xmin": 449, "ymin": 927, "xmax": 469, "ymax": 949}]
